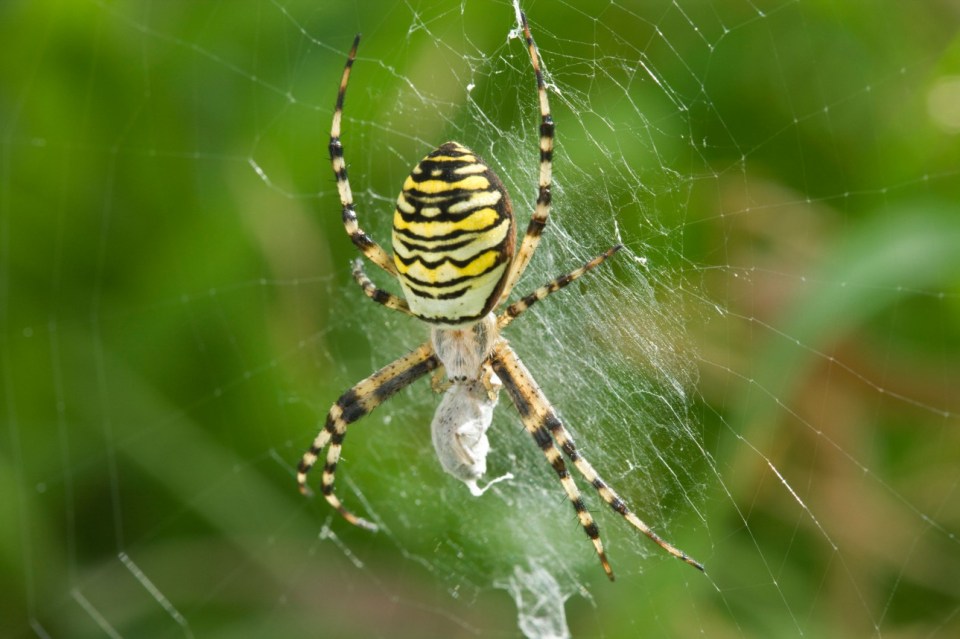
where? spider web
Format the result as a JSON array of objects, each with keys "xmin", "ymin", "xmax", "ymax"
[{"xmin": 3, "ymin": 0, "xmax": 960, "ymax": 637}]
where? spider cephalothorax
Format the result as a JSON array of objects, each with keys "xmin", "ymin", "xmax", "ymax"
[{"xmin": 297, "ymin": 12, "xmax": 703, "ymax": 579}]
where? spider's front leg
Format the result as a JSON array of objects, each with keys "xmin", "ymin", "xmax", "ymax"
[
  {"xmin": 491, "ymin": 341, "xmax": 704, "ymax": 579},
  {"xmin": 298, "ymin": 342, "xmax": 439, "ymax": 530},
  {"xmin": 489, "ymin": 341, "xmax": 614, "ymax": 579}
]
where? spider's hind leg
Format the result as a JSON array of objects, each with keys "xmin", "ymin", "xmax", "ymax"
[
  {"xmin": 498, "ymin": 12, "xmax": 556, "ymax": 304},
  {"xmin": 330, "ymin": 34, "xmax": 397, "ymax": 276}
]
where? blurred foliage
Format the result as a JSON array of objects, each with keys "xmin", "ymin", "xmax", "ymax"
[{"xmin": 2, "ymin": 0, "xmax": 959, "ymax": 637}]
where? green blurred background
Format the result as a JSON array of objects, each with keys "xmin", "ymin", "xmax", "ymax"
[{"xmin": 2, "ymin": 0, "xmax": 959, "ymax": 637}]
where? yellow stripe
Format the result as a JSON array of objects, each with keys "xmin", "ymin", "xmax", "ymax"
[
  {"xmin": 395, "ymin": 250, "xmax": 499, "ymax": 283},
  {"xmin": 402, "ymin": 174, "xmax": 489, "ymax": 194},
  {"xmin": 396, "ymin": 194, "xmax": 416, "ymax": 214},
  {"xmin": 393, "ymin": 206, "xmax": 500, "ymax": 236},
  {"xmin": 394, "ymin": 218, "xmax": 510, "ymax": 261},
  {"xmin": 427, "ymin": 152, "xmax": 476, "ymax": 163}
]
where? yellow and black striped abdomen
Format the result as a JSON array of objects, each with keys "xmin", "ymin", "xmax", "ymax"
[{"xmin": 393, "ymin": 142, "xmax": 515, "ymax": 326}]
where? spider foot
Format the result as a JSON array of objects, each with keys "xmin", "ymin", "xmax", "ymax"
[
  {"xmin": 331, "ymin": 500, "xmax": 379, "ymax": 533},
  {"xmin": 336, "ymin": 509, "xmax": 379, "ymax": 533},
  {"xmin": 349, "ymin": 516, "xmax": 379, "ymax": 533},
  {"xmin": 296, "ymin": 469, "xmax": 314, "ymax": 497}
]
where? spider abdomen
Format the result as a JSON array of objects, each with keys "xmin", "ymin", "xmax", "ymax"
[{"xmin": 392, "ymin": 142, "xmax": 515, "ymax": 326}]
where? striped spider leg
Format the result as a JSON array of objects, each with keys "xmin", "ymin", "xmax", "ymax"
[
  {"xmin": 298, "ymin": 12, "xmax": 703, "ymax": 579},
  {"xmin": 329, "ymin": 34, "xmax": 397, "ymax": 277},
  {"xmin": 488, "ymin": 340, "xmax": 705, "ymax": 576},
  {"xmin": 300, "ymin": 248, "xmax": 625, "ymax": 547},
  {"xmin": 297, "ymin": 342, "xmax": 438, "ymax": 531}
]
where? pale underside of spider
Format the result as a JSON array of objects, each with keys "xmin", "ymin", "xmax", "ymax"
[{"xmin": 296, "ymin": 12, "xmax": 703, "ymax": 580}]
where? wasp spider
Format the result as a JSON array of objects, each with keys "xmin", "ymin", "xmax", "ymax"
[{"xmin": 297, "ymin": 13, "xmax": 703, "ymax": 579}]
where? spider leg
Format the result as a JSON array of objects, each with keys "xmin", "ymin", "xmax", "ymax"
[
  {"xmin": 490, "ymin": 342, "xmax": 615, "ymax": 580},
  {"xmin": 298, "ymin": 342, "xmax": 439, "ymax": 530},
  {"xmin": 498, "ymin": 12, "xmax": 554, "ymax": 305},
  {"xmin": 351, "ymin": 258, "xmax": 412, "ymax": 315},
  {"xmin": 491, "ymin": 342, "xmax": 704, "ymax": 577},
  {"xmin": 498, "ymin": 244, "xmax": 621, "ymax": 330},
  {"xmin": 330, "ymin": 34, "xmax": 397, "ymax": 276}
]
